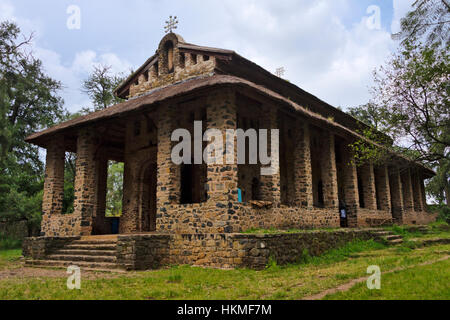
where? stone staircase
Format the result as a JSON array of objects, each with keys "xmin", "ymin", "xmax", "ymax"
[
  {"xmin": 373, "ymin": 230, "xmax": 404, "ymax": 245},
  {"xmin": 25, "ymin": 236, "xmax": 123, "ymax": 272}
]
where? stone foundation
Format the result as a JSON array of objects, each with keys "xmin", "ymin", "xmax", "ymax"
[
  {"xmin": 24, "ymin": 229, "xmax": 393, "ymax": 271},
  {"xmin": 22, "ymin": 236, "xmax": 80, "ymax": 260}
]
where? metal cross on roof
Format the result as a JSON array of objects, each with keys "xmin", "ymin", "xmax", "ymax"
[
  {"xmin": 164, "ymin": 16, "xmax": 179, "ymax": 34},
  {"xmin": 275, "ymin": 67, "xmax": 285, "ymax": 78}
]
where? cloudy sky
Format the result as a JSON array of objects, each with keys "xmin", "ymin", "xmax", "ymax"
[{"xmin": 0, "ymin": 0, "xmax": 413, "ymax": 113}]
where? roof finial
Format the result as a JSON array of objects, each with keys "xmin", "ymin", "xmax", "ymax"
[
  {"xmin": 275, "ymin": 67, "xmax": 285, "ymax": 78},
  {"xmin": 164, "ymin": 16, "xmax": 179, "ymax": 34}
]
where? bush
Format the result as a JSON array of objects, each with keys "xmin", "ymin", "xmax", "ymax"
[
  {"xmin": 437, "ymin": 206, "xmax": 450, "ymax": 223},
  {"xmin": 0, "ymin": 233, "xmax": 22, "ymax": 250}
]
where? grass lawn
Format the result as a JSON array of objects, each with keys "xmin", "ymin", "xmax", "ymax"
[
  {"xmin": 0, "ymin": 249, "xmax": 22, "ymax": 270},
  {"xmin": 324, "ymin": 259, "xmax": 450, "ymax": 300},
  {"xmin": 0, "ymin": 230, "xmax": 449, "ymax": 300}
]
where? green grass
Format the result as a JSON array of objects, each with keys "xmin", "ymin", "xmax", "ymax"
[
  {"xmin": 0, "ymin": 249, "xmax": 22, "ymax": 270},
  {"xmin": 1, "ymin": 240, "xmax": 449, "ymax": 300},
  {"xmin": 324, "ymin": 259, "xmax": 450, "ymax": 300},
  {"xmin": 295, "ymin": 240, "xmax": 386, "ymax": 265},
  {"xmin": 384, "ymin": 225, "xmax": 422, "ymax": 240}
]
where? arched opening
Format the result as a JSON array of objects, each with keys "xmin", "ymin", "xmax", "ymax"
[
  {"xmin": 139, "ymin": 163, "xmax": 157, "ymax": 232},
  {"xmin": 251, "ymin": 178, "xmax": 260, "ymax": 201},
  {"xmin": 165, "ymin": 41, "xmax": 174, "ymax": 73}
]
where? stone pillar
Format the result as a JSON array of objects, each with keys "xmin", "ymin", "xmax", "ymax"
[
  {"xmin": 389, "ymin": 167, "xmax": 404, "ymax": 223},
  {"xmin": 360, "ymin": 163, "xmax": 377, "ymax": 210},
  {"xmin": 321, "ymin": 133, "xmax": 339, "ymax": 209},
  {"xmin": 411, "ymin": 169, "xmax": 424, "ymax": 212},
  {"xmin": 156, "ymin": 105, "xmax": 181, "ymax": 213},
  {"xmin": 401, "ymin": 168, "xmax": 415, "ymax": 212},
  {"xmin": 293, "ymin": 121, "xmax": 313, "ymax": 208},
  {"xmin": 260, "ymin": 107, "xmax": 281, "ymax": 205},
  {"xmin": 206, "ymin": 89, "xmax": 238, "ymax": 203},
  {"xmin": 73, "ymin": 128, "xmax": 98, "ymax": 236},
  {"xmin": 340, "ymin": 145, "xmax": 359, "ymax": 227},
  {"xmin": 92, "ymin": 155, "xmax": 110, "ymax": 235},
  {"xmin": 375, "ymin": 165, "xmax": 391, "ymax": 212},
  {"xmin": 41, "ymin": 136, "xmax": 65, "ymax": 235}
]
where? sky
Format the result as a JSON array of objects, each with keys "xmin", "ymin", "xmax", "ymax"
[{"xmin": 0, "ymin": 0, "xmax": 414, "ymax": 113}]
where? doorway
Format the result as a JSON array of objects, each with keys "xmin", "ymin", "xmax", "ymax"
[{"xmin": 140, "ymin": 164, "xmax": 157, "ymax": 232}]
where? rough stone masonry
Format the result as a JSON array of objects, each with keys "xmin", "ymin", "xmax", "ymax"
[{"xmin": 23, "ymin": 33, "xmax": 437, "ymax": 270}]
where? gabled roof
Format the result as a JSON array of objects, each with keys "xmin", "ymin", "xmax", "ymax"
[
  {"xmin": 25, "ymin": 74, "xmax": 434, "ymax": 177},
  {"xmin": 25, "ymin": 34, "xmax": 434, "ymax": 177},
  {"xmin": 113, "ymin": 36, "xmax": 235, "ymax": 98}
]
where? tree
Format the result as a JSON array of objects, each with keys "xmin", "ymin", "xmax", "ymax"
[
  {"xmin": 0, "ymin": 21, "xmax": 66, "ymax": 234},
  {"xmin": 392, "ymin": 0, "xmax": 450, "ymax": 47},
  {"xmin": 371, "ymin": 42, "xmax": 449, "ymax": 164},
  {"xmin": 80, "ymin": 66, "xmax": 127, "ymax": 216},
  {"xmin": 349, "ymin": 1, "xmax": 450, "ymax": 207},
  {"xmin": 106, "ymin": 161, "xmax": 124, "ymax": 217},
  {"xmin": 81, "ymin": 65, "xmax": 126, "ymax": 112}
]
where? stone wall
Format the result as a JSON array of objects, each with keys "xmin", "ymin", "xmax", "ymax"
[
  {"xmin": 38, "ymin": 87, "xmax": 435, "ymax": 238},
  {"xmin": 22, "ymin": 236, "xmax": 80, "ymax": 260},
  {"xmin": 357, "ymin": 208, "xmax": 393, "ymax": 227},
  {"xmin": 115, "ymin": 229, "xmax": 385, "ymax": 270},
  {"xmin": 402, "ymin": 210, "xmax": 437, "ymax": 225},
  {"xmin": 129, "ymin": 33, "xmax": 216, "ymax": 99},
  {"xmin": 117, "ymin": 234, "xmax": 170, "ymax": 270}
]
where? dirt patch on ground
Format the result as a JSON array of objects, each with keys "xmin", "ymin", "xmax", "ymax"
[{"xmin": 0, "ymin": 261, "xmax": 125, "ymax": 281}]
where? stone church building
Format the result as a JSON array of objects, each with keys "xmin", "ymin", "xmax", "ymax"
[{"xmin": 23, "ymin": 33, "xmax": 436, "ymax": 270}]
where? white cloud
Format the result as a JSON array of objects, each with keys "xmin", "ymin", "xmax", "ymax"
[
  {"xmin": 194, "ymin": 0, "xmax": 395, "ymax": 109},
  {"xmin": 1, "ymin": 0, "xmax": 132, "ymax": 113},
  {"xmin": 35, "ymin": 48, "xmax": 132, "ymax": 112},
  {"xmin": 392, "ymin": 0, "xmax": 414, "ymax": 34},
  {"xmin": 0, "ymin": 1, "xmax": 14, "ymax": 21},
  {"xmin": 2, "ymin": 0, "xmax": 411, "ymax": 112}
]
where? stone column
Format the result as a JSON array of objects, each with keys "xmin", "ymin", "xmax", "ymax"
[
  {"xmin": 389, "ymin": 167, "xmax": 404, "ymax": 223},
  {"xmin": 206, "ymin": 89, "xmax": 238, "ymax": 203},
  {"xmin": 293, "ymin": 121, "xmax": 313, "ymax": 208},
  {"xmin": 375, "ymin": 165, "xmax": 391, "ymax": 212},
  {"xmin": 360, "ymin": 163, "xmax": 377, "ymax": 210},
  {"xmin": 92, "ymin": 154, "xmax": 109, "ymax": 235},
  {"xmin": 401, "ymin": 168, "xmax": 415, "ymax": 212},
  {"xmin": 411, "ymin": 169, "xmax": 424, "ymax": 212},
  {"xmin": 73, "ymin": 128, "xmax": 98, "ymax": 236},
  {"xmin": 340, "ymin": 145, "xmax": 359, "ymax": 227},
  {"xmin": 41, "ymin": 136, "xmax": 65, "ymax": 235},
  {"xmin": 156, "ymin": 105, "xmax": 181, "ymax": 211},
  {"xmin": 321, "ymin": 133, "xmax": 339, "ymax": 209},
  {"xmin": 259, "ymin": 107, "xmax": 281, "ymax": 205}
]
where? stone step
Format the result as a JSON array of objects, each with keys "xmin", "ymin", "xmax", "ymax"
[
  {"xmin": 25, "ymin": 259, "xmax": 122, "ymax": 272},
  {"xmin": 373, "ymin": 231, "xmax": 393, "ymax": 236},
  {"xmin": 385, "ymin": 235, "xmax": 403, "ymax": 240},
  {"xmin": 56, "ymin": 249, "xmax": 116, "ymax": 257},
  {"xmin": 71, "ymin": 240, "xmax": 117, "ymax": 245},
  {"xmin": 387, "ymin": 238, "xmax": 404, "ymax": 245},
  {"xmin": 64, "ymin": 244, "xmax": 117, "ymax": 251},
  {"xmin": 47, "ymin": 254, "xmax": 117, "ymax": 263}
]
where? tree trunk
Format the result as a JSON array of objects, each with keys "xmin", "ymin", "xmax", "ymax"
[{"xmin": 446, "ymin": 184, "xmax": 450, "ymax": 208}]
